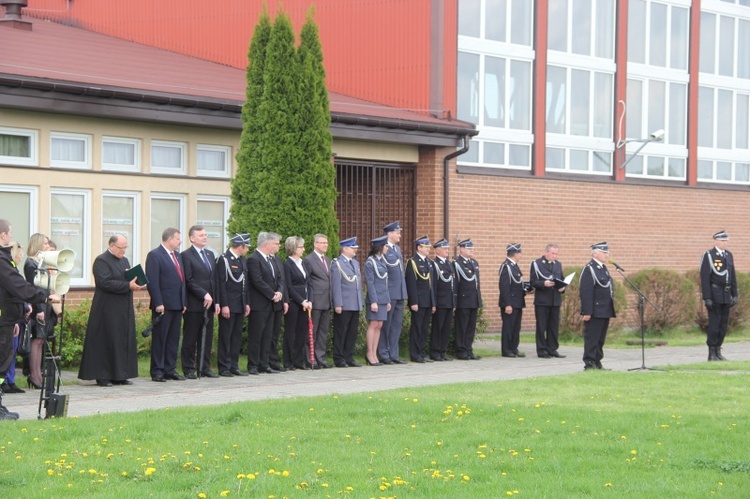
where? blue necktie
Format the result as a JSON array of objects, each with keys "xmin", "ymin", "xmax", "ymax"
[{"xmin": 200, "ymin": 250, "xmax": 211, "ymax": 272}]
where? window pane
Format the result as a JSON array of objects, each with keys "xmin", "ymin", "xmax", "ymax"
[
  {"xmin": 570, "ymin": 149, "xmax": 588, "ymax": 171},
  {"xmin": 668, "ymin": 158, "xmax": 685, "ymax": 178},
  {"xmin": 548, "ymin": 0, "xmax": 568, "ymax": 52},
  {"xmin": 51, "ymin": 138, "xmax": 85, "ymax": 162},
  {"xmin": 670, "ymin": 7, "xmax": 688, "ymax": 70},
  {"xmin": 50, "ymin": 193, "xmax": 85, "ymax": 279},
  {"xmin": 739, "ymin": 20, "xmax": 750, "ymax": 79},
  {"xmin": 717, "ymin": 90, "xmax": 733, "ymax": 149},
  {"xmin": 485, "ymin": 0, "xmax": 507, "ymax": 42},
  {"xmin": 463, "ymin": 139, "xmax": 479, "ymax": 163},
  {"xmin": 509, "ymin": 60, "xmax": 531, "ymax": 130},
  {"xmin": 0, "ymin": 191, "xmax": 31, "ymax": 244},
  {"xmin": 719, "ymin": 16, "xmax": 735, "ymax": 77},
  {"xmin": 484, "ymin": 142, "xmax": 505, "ymax": 165},
  {"xmin": 594, "ymin": 0, "xmax": 614, "ymax": 59},
  {"xmin": 628, "ymin": 0, "xmax": 646, "ymax": 63},
  {"xmin": 572, "ymin": 0, "xmax": 592, "ymax": 56},
  {"xmin": 152, "ymin": 145, "xmax": 182, "ymax": 169},
  {"xmin": 697, "ymin": 160, "xmax": 712, "ymax": 179},
  {"xmin": 510, "ymin": 0, "xmax": 532, "ymax": 46},
  {"xmin": 716, "ymin": 161, "xmax": 732, "ymax": 180},
  {"xmin": 700, "ymin": 13, "xmax": 716, "ymax": 74},
  {"xmin": 0, "ymin": 134, "xmax": 30, "ymax": 158},
  {"xmin": 457, "ymin": 52, "xmax": 480, "ymax": 124},
  {"xmin": 458, "ymin": 0, "xmax": 480, "ymax": 37},
  {"xmin": 698, "ymin": 87, "xmax": 714, "ymax": 147},
  {"xmin": 593, "ymin": 72, "xmax": 612, "ymax": 138},
  {"xmin": 546, "ymin": 147, "xmax": 565, "ymax": 170},
  {"xmin": 647, "ymin": 156, "xmax": 664, "ymax": 176},
  {"xmin": 103, "ymin": 141, "xmax": 135, "ymax": 166},
  {"xmin": 484, "ymin": 56, "xmax": 506, "ymax": 127},
  {"xmin": 626, "ymin": 79, "xmax": 643, "ymax": 139},
  {"xmin": 625, "ymin": 154, "xmax": 644, "ymax": 175},
  {"xmin": 737, "ymin": 94, "xmax": 749, "ymax": 149},
  {"xmin": 508, "ymin": 144, "xmax": 529, "ymax": 167},
  {"xmin": 668, "ymin": 83, "xmax": 687, "ymax": 145},
  {"xmin": 649, "ymin": 2, "xmax": 667, "ymax": 67},
  {"xmin": 197, "ymin": 148, "xmax": 226, "ymax": 172},
  {"xmin": 570, "ymin": 69, "xmax": 590, "ymax": 136},
  {"xmin": 592, "ymin": 151, "xmax": 611, "ymax": 172},
  {"xmin": 546, "ymin": 66, "xmax": 567, "ymax": 133},
  {"xmin": 648, "ymin": 80, "xmax": 666, "ymax": 139},
  {"xmin": 103, "ymin": 195, "xmax": 135, "ymax": 263},
  {"xmin": 736, "ymin": 163, "xmax": 750, "ymax": 182},
  {"xmin": 197, "ymin": 200, "xmax": 227, "ymax": 256},
  {"xmin": 151, "ymin": 198, "xmax": 181, "ymax": 249}
]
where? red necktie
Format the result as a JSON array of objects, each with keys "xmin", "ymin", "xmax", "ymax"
[
  {"xmin": 321, "ymin": 254, "xmax": 328, "ymax": 273},
  {"xmin": 171, "ymin": 252, "xmax": 184, "ymax": 282}
]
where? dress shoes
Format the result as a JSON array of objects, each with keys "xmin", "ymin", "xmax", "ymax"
[
  {"xmin": 347, "ymin": 361, "xmax": 362, "ymax": 367},
  {"xmin": 201, "ymin": 370, "xmax": 220, "ymax": 378},
  {"xmin": 379, "ymin": 358, "xmax": 393, "ymax": 365},
  {"xmin": 550, "ymin": 351, "xmax": 566, "ymax": 358},
  {"xmin": 185, "ymin": 372, "xmax": 198, "ymax": 380},
  {"xmin": 595, "ymin": 361, "xmax": 611, "ymax": 371},
  {"xmin": 230, "ymin": 369, "xmax": 249, "ymax": 377},
  {"xmin": 335, "ymin": 362, "xmax": 348, "ymax": 368},
  {"xmin": 538, "ymin": 354, "xmax": 552, "ymax": 359},
  {"xmin": 583, "ymin": 363, "xmax": 597, "ymax": 371},
  {"xmin": 96, "ymin": 379, "xmax": 113, "ymax": 387},
  {"xmin": 219, "ymin": 370, "xmax": 234, "ymax": 377},
  {"xmin": 456, "ymin": 355, "xmax": 470, "ymax": 360},
  {"xmin": 261, "ymin": 367, "xmax": 280, "ymax": 374},
  {"xmin": 294, "ymin": 364, "xmax": 311, "ymax": 371},
  {"xmin": 269, "ymin": 364, "xmax": 287, "ymax": 372},
  {"xmin": 152, "ymin": 375, "xmax": 166, "ymax": 382},
  {"xmin": 366, "ymin": 359, "xmax": 382, "ymax": 366},
  {"xmin": 430, "ymin": 357, "xmax": 443, "ymax": 362},
  {"xmin": 411, "ymin": 357, "xmax": 425, "ymax": 363},
  {"xmin": 165, "ymin": 373, "xmax": 187, "ymax": 381},
  {"xmin": 317, "ymin": 361, "xmax": 331, "ymax": 369},
  {"xmin": 247, "ymin": 368, "xmax": 260, "ymax": 375},
  {"xmin": 501, "ymin": 352, "xmax": 517, "ymax": 358},
  {"xmin": 1, "ymin": 382, "xmax": 25, "ymax": 394},
  {"xmin": 441, "ymin": 355, "xmax": 453, "ymax": 361},
  {"xmin": 514, "ymin": 351, "xmax": 526, "ymax": 358},
  {"xmin": 424, "ymin": 357, "xmax": 434, "ymax": 363},
  {"xmin": 0, "ymin": 404, "xmax": 19, "ymax": 420},
  {"xmin": 112, "ymin": 379, "xmax": 133, "ymax": 385},
  {"xmin": 391, "ymin": 358, "xmax": 406, "ymax": 364},
  {"xmin": 312, "ymin": 364, "xmax": 322, "ymax": 370},
  {"xmin": 469, "ymin": 354, "xmax": 482, "ymax": 360}
]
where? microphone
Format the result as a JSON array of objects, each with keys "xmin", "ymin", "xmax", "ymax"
[{"xmin": 608, "ymin": 260, "xmax": 625, "ymax": 272}]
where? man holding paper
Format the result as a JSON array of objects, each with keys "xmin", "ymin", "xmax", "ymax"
[{"xmin": 530, "ymin": 244, "xmax": 568, "ymax": 359}]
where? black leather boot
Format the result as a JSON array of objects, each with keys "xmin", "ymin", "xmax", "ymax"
[
  {"xmin": 716, "ymin": 347, "xmax": 728, "ymax": 361},
  {"xmin": 708, "ymin": 347, "xmax": 720, "ymax": 361}
]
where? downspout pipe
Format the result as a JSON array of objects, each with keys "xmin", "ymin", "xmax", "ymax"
[{"xmin": 441, "ymin": 135, "xmax": 470, "ymax": 243}]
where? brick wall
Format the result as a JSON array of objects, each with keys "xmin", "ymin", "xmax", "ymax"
[{"xmin": 416, "ymin": 147, "xmax": 750, "ymax": 333}]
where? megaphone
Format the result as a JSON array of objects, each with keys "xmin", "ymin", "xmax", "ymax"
[
  {"xmin": 34, "ymin": 271, "xmax": 71, "ymax": 295},
  {"xmin": 37, "ymin": 249, "xmax": 75, "ymax": 272}
]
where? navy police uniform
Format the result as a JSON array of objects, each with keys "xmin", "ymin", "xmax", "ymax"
[
  {"xmin": 454, "ymin": 239, "xmax": 482, "ymax": 360},
  {"xmin": 579, "ymin": 242, "xmax": 616, "ymax": 370},
  {"xmin": 498, "ymin": 243, "xmax": 527, "ymax": 358},
  {"xmin": 405, "ymin": 236, "xmax": 435, "ymax": 363},
  {"xmin": 430, "ymin": 239, "xmax": 456, "ymax": 361},
  {"xmin": 530, "ymin": 251, "xmax": 565, "ymax": 358},
  {"xmin": 700, "ymin": 230, "xmax": 738, "ymax": 361}
]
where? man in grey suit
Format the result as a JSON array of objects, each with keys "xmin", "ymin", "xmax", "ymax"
[
  {"xmin": 331, "ymin": 237, "xmax": 363, "ymax": 368},
  {"xmin": 379, "ymin": 221, "xmax": 408, "ymax": 364},
  {"xmin": 303, "ymin": 233, "xmax": 332, "ymax": 368}
]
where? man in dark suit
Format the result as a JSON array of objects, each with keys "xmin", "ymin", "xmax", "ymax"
[
  {"xmin": 579, "ymin": 242, "xmax": 616, "ymax": 370},
  {"xmin": 181, "ymin": 225, "xmax": 221, "ymax": 379},
  {"xmin": 700, "ymin": 230, "xmax": 738, "ymax": 361},
  {"xmin": 530, "ymin": 244, "xmax": 567, "ymax": 359},
  {"xmin": 216, "ymin": 233, "xmax": 251, "ymax": 376},
  {"xmin": 454, "ymin": 238, "xmax": 482, "ymax": 360},
  {"xmin": 379, "ymin": 221, "xmax": 408, "ymax": 364},
  {"xmin": 303, "ymin": 233, "xmax": 332, "ymax": 368},
  {"xmin": 499, "ymin": 243, "xmax": 527, "ymax": 358},
  {"xmin": 247, "ymin": 232, "xmax": 287, "ymax": 374},
  {"xmin": 429, "ymin": 238, "xmax": 456, "ymax": 361},
  {"xmin": 331, "ymin": 237, "xmax": 363, "ymax": 367},
  {"xmin": 406, "ymin": 235, "xmax": 435, "ymax": 363},
  {"xmin": 145, "ymin": 227, "xmax": 187, "ymax": 382},
  {"xmin": 266, "ymin": 232, "xmax": 288, "ymax": 372}
]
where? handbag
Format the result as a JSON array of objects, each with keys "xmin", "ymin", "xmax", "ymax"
[{"xmin": 17, "ymin": 323, "xmax": 32, "ymax": 356}]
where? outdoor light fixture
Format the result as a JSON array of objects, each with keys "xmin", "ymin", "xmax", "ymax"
[{"xmin": 616, "ymin": 129, "xmax": 665, "ymax": 169}]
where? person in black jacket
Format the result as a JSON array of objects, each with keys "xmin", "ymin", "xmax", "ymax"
[
  {"xmin": 579, "ymin": 242, "xmax": 616, "ymax": 370},
  {"xmin": 23, "ymin": 232, "xmax": 53, "ymax": 389},
  {"xmin": 0, "ymin": 219, "xmax": 60, "ymax": 420},
  {"xmin": 454, "ymin": 238, "xmax": 482, "ymax": 360},
  {"xmin": 530, "ymin": 244, "xmax": 567, "ymax": 359},
  {"xmin": 406, "ymin": 236, "xmax": 435, "ymax": 363},
  {"xmin": 215, "ymin": 233, "xmax": 251, "ymax": 376},
  {"xmin": 283, "ymin": 236, "xmax": 313, "ymax": 370},
  {"xmin": 429, "ymin": 238, "xmax": 456, "ymax": 361},
  {"xmin": 700, "ymin": 230, "xmax": 738, "ymax": 361},
  {"xmin": 499, "ymin": 243, "xmax": 528, "ymax": 358}
]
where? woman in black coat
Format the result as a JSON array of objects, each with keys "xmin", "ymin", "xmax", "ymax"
[
  {"xmin": 283, "ymin": 236, "xmax": 313, "ymax": 369},
  {"xmin": 23, "ymin": 233, "xmax": 53, "ymax": 389}
]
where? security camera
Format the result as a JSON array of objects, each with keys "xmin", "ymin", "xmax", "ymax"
[{"xmin": 650, "ymin": 129, "xmax": 665, "ymax": 141}]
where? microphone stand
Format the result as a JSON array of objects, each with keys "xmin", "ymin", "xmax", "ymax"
[
  {"xmin": 34, "ymin": 265, "xmax": 65, "ymax": 419},
  {"xmin": 613, "ymin": 267, "xmax": 662, "ymax": 371}
]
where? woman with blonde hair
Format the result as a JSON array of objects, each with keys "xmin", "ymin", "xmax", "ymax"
[
  {"xmin": 23, "ymin": 233, "xmax": 52, "ymax": 389},
  {"xmin": 283, "ymin": 236, "xmax": 313, "ymax": 369}
]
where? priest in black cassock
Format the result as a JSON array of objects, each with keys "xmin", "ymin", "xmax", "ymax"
[{"xmin": 78, "ymin": 234, "xmax": 144, "ymax": 386}]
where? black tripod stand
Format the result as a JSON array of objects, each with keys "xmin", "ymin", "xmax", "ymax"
[
  {"xmin": 35, "ymin": 269, "xmax": 69, "ymax": 419},
  {"xmin": 614, "ymin": 267, "xmax": 662, "ymax": 371}
]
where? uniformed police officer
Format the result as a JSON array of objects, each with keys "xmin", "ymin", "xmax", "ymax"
[
  {"xmin": 454, "ymin": 238, "xmax": 482, "ymax": 360},
  {"xmin": 499, "ymin": 243, "xmax": 528, "ymax": 358},
  {"xmin": 331, "ymin": 237, "xmax": 364, "ymax": 367},
  {"xmin": 215, "ymin": 233, "xmax": 251, "ymax": 376},
  {"xmin": 406, "ymin": 235, "xmax": 435, "ymax": 363},
  {"xmin": 379, "ymin": 221, "xmax": 408, "ymax": 364},
  {"xmin": 579, "ymin": 242, "xmax": 616, "ymax": 370},
  {"xmin": 700, "ymin": 230, "xmax": 738, "ymax": 361},
  {"xmin": 430, "ymin": 238, "xmax": 456, "ymax": 361},
  {"xmin": 530, "ymin": 244, "xmax": 567, "ymax": 358}
]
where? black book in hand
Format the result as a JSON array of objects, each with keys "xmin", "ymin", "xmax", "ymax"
[{"xmin": 125, "ymin": 264, "xmax": 149, "ymax": 286}]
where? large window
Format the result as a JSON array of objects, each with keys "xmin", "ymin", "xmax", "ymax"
[
  {"xmin": 151, "ymin": 140, "xmax": 187, "ymax": 175},
  {"xmin": 50, "ymin": 132, "xmax": 91, "ymax": 169},
  {"xmin": 150, "ymin": 194, "xmax": 184, "ymax": 249},
  {"xmin": 0, "ymin": 186, "xmax": 36, "ymax": 246},
  {"xmin": 458, "ymin": 0, "xmax": 534, "ymax": 169},
  {"xmin": 197, "ymin": 197, "xmax": 229, "ymax": 256},
  {"xmin": 102, "ymin": 191, "xmax": 139, "ymax": 264},
  {"xmin": 50, "ymin": 189, "xmax": 90, "ymax": 284},
  {"xmin": 102, "ymin": 137, "xmax": 141, "ymax": 172},
  {"xmin": 0, "ymin": 127, "xmax": 37, "ymax": 167}
]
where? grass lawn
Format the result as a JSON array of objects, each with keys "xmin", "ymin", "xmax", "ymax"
[{"xmin": 3, "ymin": 368, "xmax": 749, "ymax": 497}]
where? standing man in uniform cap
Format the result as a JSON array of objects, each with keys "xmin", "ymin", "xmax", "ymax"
[
  {"xmin": 379, "ymin": 221, "xmax": 408, "ymax": 364},
  {"xmin": 304, "ymin": 234, "xmax": 332, "ymax": 368},
  {"xmin": 499, "ymin": 243, "xmax": 528, "ymax": 358},
  {"xmin": 579, "ymin": 242, "xmax": 616, "ymax": 370},
  {"xmin": 454, "ymin": 238, "xmax": 482, "ymax": 360},
  {"xmin": 181, "ymin": 225, "xmax": 221, "ymax": 379},
  {"xmin": 331, "ymin": 237, "xmax": 364, "ymax": 367},
  {"xmin": 406, "ymin": 235, "xmax": 436, "ymax": 363},
  {"xmin": 215, "ymin": 233, "xmax": 251, "ymax": 376},
  {"xmin": 700, "ymin": 230, "xmax": 738, "ymax": 361},
  {"xmin": 430, "ymin": 238, "xmax": 456, "ymax": 361},
  {"xmin": 530, "ymin": 244, "xmax": 567, "ymax": 359}
]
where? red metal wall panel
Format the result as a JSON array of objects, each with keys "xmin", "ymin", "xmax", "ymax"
[{"xmin": 22, "ymin": 0, "xmax": 456, "ymax": 117}]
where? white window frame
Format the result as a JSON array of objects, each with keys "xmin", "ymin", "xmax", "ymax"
[
  {"xmin": 0, "ymin": 184, "xmax": 38, "ymax": 239},
  {"xmin": 102, "ymin": 190, "xmax": 141, "ymax": 265},
  {"xmin": 196, "ymin": 144, "xmax": 231, "ymax": 178},
  {"xmin": 0, "ymin": 126, "xmax": 38, "ymax": 167},
  {"xmin": 196, "ymin": 195, "xmax": 230, "ymax": 254},
  {"xmin": 697, "ymin": 157, "xmax": 750, "ymax": 185},
  {"xmin": 150, "ymin": 140, "xmax": 187, "ymax": 175},
  {"xmin": 49, "ymin": 188, "xmax": 91, "ymax": 286},
  {"xmin": 102, "ymin": 136, "xmax": 141, "ymax": 172},
  {"xmin": 50, "ymin": 132, "xmax": 92, "ymax": 169},
  {"xmin": 544, "ymin": 142, "xmax": 614, "ymax": 175},
  {"xmin": 149, "ymin": 193, "xmax": 186, "ymax": 250}
]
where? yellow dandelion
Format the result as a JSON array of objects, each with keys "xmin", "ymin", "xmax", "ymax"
[
  {"xmin": 282, "ymin": 470, "xmax": 290, "ymax": 477},
  {"xmin": 144, "ymin": 467, "xmax": 156, "ymax": 476},
  {"xmin": 631, "ymin": 450, "xmax": 637, "ymax": 455},
  {"xmin": 198, "ymin": 494, "xmax": 206, "ymax": 499},
  {"xmin": 463, "ymin": 475, "xmax": 470, "ymax": 481},
  {"xmin": 220, "ymin": 491, "xmax": 229, "ymax": 497},
  {"xmin": 413, "ymin": 398, "xmax": 418, "ymax": 403},
  {"xmin": 121, "ymin": 471, "xmax": 128, "ymax": 477},
  {"xmin": 322, "ymin": 483, "xmax": 329, "ymax": 488}
]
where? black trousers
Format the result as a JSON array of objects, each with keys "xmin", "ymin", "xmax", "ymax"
[
  {"xmin": 408, "ymin": 306, "xmax": 431, "ymax": 360},
  {"xmin": 150, "ymin": 309, "xmax": 182, "ymax": 377},
  {"xmin": 284, "ymin": 304, "xmax": 309, "ymax": 368},
  {"xmin": 181, "ymin": 310, "xmax": 215, "ymax": 374},
  {"xmin": 247, "ymin": 308, "xmax": 274, "ymax": 370},
  {"xmin": 267, "ymin": 310, "xmax": 283, "ymax": 369},
  {"xmin": 583, "ymin": 317, "xmax": 610, "ymax": 365},
  {"xmin": 501, "ymin": 308, "xmax": 523, "ymax": 355},
  {"xmin": 311, "ymin": 308, "xmax": 331, "ymax": 364},
  {"xmin": 454, "ymin": 307, "xmax": 477, "ymax": 359},
  {"xmin": 0, "ymin": 323, "xmax": 14, "ymax": 378},
  {"xmin": 218, "ymin": 312, "xmax": 244, "ymax": 372},
  {"xmin": 534, "ymin": 305, "xmax": 560, "ymax": 356},
  {"xmin": 706, "ymin": 303, "xmax": 731, "ymax": 347},
  {"xmin": 333, "ymin": 310, "xmax": 359, "ymax": 364},
  {"xmin": 430, "ymin": 308, "xmax": 453, "ymax": 359}
]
